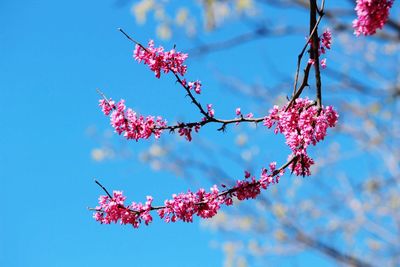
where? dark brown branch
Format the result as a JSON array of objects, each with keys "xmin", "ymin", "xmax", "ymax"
[
  {"xmin": 310, "ymin": 0, "xmax": 323, "ymax": 108},
  {"xmin": 291, "ymin": 0, "xmax": 324, "ymax": 105}
]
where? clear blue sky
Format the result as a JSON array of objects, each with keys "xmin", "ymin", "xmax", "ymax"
[{"xmin": 0, "ymin": 1, "xmax": 350, "ymax": 266}]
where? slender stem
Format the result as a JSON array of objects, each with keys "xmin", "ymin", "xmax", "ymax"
[
  {"xmin": 291, "ymin": 0, "xmax": 325, "ymax": 106},
  {"xmin": 288, "ymin": 63, "xmax": 313, "ymax": 111},
  {"xmin": 172, "ymin": 72, "xmax": 210, "ymax": 118},
  {"xmin": 154, "ymin": 115, "xmax": 265, "ymax": 132},
  {"xmin": 94, "ymin": 179, "xmax": 113, "ymax": 199},
  {"xmin": 310, "ymin": 0, "xmax": 323, "ymax": 108},
  {"xmin": 118, "ymin": 28, "xmax": 147, "ymax": 51}
]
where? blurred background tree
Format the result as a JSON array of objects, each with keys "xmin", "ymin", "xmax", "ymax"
[{"xmin": 90, "ymin": 1, "xmax": 400, "ymax": 266}]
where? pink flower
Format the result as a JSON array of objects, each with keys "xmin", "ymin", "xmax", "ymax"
[
  {"xmin": 263, "ymin": 98, "xmax": 338, "ymax": 176},
  {"xmin": 178, "ymin": 126, "xmax": 192, "ymax": 142},
  {"xmin": 100, "ymin": 99, "xmax": 167, "ymax": 141},
  {"xmin": 234, "ymin": 179, "xmax": 260, "ymax": 200},
  {"xmin": 320, "ymin": 58, "xmax": 327, "ymax": 69},
  {"xmin": 93, "ymin": 191, "xmax": 154, "ymax": 228},
  {"xmin": 207, "ymin": 104, "xmax": 215, "ymax": 118},
  {"xmin": 134, "ymin": 40, "xmax": 188, "ymax": 78},
  {"xmin": 288, "ymin": 153, "xmax": 314, "ymax": 176},
  {"xmin": 245, "ymin": 113, "xmax": 254, "ymax": 118},
  {"xmin": 236, "ymin": 108, "xmax": 241, "ymax": 116},
  {"xmin": 187, "ymin": 80, "xmax": 202, "ymax": 94},
  {"xmin": 320, "ymin": 29, "xmax": 332, "ymax": 52},
  {"xmin": 307, "ymin": 29, "xmax": 332, "ymax": 69},
  {"xmin": 353, "ymin": 0, "xmax": 394, "ymax": 36},
  {"xmin": 99, "ymin": 99, "xmax": 115, "ymax": 116}
]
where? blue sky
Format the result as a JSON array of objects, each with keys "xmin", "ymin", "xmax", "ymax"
[
  {"xmin": 0, "ymin": 0, "xmax": 361, "ymax": 266},
  {"xmin": 0, "ymin": 1, "xmax": 242, "ymax": 266},
  {"xmin": 0, "ymin": 1, "xmax": 222, "ymax": 266}
]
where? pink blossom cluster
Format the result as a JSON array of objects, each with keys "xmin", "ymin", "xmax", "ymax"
[
  {"xmin": 246, "ymin": 112, "xmax": 254, "ymax": 118},
  {"xmin": 319, "ymin": 29, "xmax": 331, "ymax": 69},
  {"xmin": 99, "ymin": 98, "xmax": 167, "ymax": 141},
  {"xmin": 178, "ymin": 123, "xmax": 201, "ymax": 142},
  {"xmin": 186, "ymin": 80, "xmax": 202, "ymax": 94},
  {"xmin": 236, "ymin": 108, "xmax": 241, "ymax": 116},
  {"xmin": 93, "ymin": 191, "xmax": 153, "ymax": 228},
  {"xmin": 264, "ymin": 98, "xmax": 338, "ymax": 176},
  {"xmin": 353, "ymin": 0, "xmax": 394, "ymax": 36},
  {"xmin": 99, "ymin": 99, "xmax": 115, "ymax": 115},
  {"xmin": 159, "ymin": 185, "xmax": 223, "ymax": 223},
  {"xmin": 234, "ymin": 108, "xmax": 254, "ymax": 121},
  {"xmin": 320, "ymin": 29, "xmax": 332, "ymax": 54},
  {"xmin": 93, "ymin": 165, "xmax": 284, "ymax": 228},
  {"xmin": 134, "ymin": 40, "xmax": 188, "ymax": 78},
  {"xmin": 207, "ymin": 104, "xmax": 215, "ymax": 118},
  {"xmin": 308, "ymin": 29, "xmax": 332, "ymax": 69}
]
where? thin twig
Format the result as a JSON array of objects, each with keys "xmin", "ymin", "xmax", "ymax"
[
  {"xmin": 292, "ymin": 0, "xmax": 324, "ymax": 99},
  {"xmin": 94, "ymin": 179, "xmax": 113, "ymax": 199},
  {"xmin": 118, "ymin": 28, "xmax": 147, "ymax": 51},
  {"xmin": 118, "ymin": 28, "xmax": 210, "ymax": 118},
  {"xmin": 288, "ymin": 0, "xmax": 325, "ymax": 110},
  {"xmin": 310, "ymin": 0, "xmax": 324, "ymax": 108}
]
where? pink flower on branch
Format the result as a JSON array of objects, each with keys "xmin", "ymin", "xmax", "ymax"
[
  {"xmin": 236, "ymin": 108, "xmax": 241, "ymax": 116},
  {"xmin": 93, "ymin": 190, "xmax": 154, "ymax": 228},
  {"xmin": 264, "ymin": 98, "xmax": 338, "ymax": 176},
  {"xmin": 308, "ymin": 29, "xmax": 332, "ymax": 69},
  {"xmin": 134, "ymin": 40, "xmax": 188, "ymax": 78},
  {"xmin": 92, "ymin": 162, "xmax": 287, "ymax": 228},
  {"xmin": 320, "ymin": 29, "xmax": 332, "ymax": 54},
  {"xmin": 320, "ymin": 58, "xmax": 327, "ymax": 69},
  {"xmin": 99, "ymin": 99, "xmax": 115, "ymax": 116},
  {"xmin": 99, "ymin": 93, "xmax": 210, "ymax": 142},
  {"xmin": 207, "ymin": 104, "xmax": 215, "ymax": 118},
  {"xmin": 187, "ymin": 80, "xmax": 202, "ymax": 94},
  {"xmin": 99, "ymin": 98, "xmax": 167, "ymax": 141},
  {"xmin": 353, "ymin": 0, "xmax": 394, "ymax": 36},
  {"xmin": 176, "ymin": 123, "xmax": 201, "ymax": 142}
]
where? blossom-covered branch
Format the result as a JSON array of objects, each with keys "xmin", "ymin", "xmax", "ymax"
[
  {"xmin": 264, "ymin": 98, "xmax": 338, "ymax": 176},
  {"xmin": 98, "ymin": 91, "xmax": 265, "ymax": 141},
  {"xmin": 91, "ymin": 159, "xmax": 292, "ymax": 228},
  {"xmin": 99, "ymin": 93, "xmax": 338, "ymax": 176}
]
